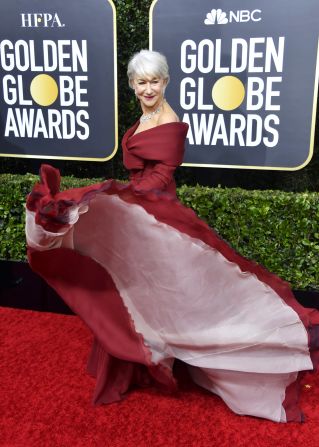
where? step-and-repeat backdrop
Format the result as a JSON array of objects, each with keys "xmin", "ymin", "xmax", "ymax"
[
  {"xmin": 1, "ymin": 0, "xmax": 318, "ymax": 169},
  {"xmin": 150, "ymin": 0, "xmax": 319, "ymax": 170},
  {"xmin": 0, "ymin": 0, "xmax": 117, "ymax": 161}
]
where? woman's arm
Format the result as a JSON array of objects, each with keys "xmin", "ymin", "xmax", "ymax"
[{"xmin": 132, "ymin": 163, "xmax": 175, "ymax": 192}]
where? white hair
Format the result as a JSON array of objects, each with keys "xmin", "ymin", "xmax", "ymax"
[{"xmin": 127, "ymin": 49, "xmax": 170, "ymax": 88}]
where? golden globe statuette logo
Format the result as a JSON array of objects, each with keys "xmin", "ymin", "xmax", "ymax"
[
  {"xmin": 30, "ymin": 74, "xmax": 59, "ymax": 106},
  {"xmin": 212, "ymin": 76, "xmax": 245, "ymax": 111}
]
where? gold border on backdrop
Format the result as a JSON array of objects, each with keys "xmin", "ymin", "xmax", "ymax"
[
  {"xmin": 0, "ymin": 0, "xmax": 118, "ymax": 162},
  {"xmin": 149, "ymin": 0, "xmax": 319, "ymax": 171}
]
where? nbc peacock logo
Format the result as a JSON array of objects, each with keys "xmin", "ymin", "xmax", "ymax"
[
  {"xmin": 204, "ymin": 9, "xmax": 228, "ymax": 25},
  {"xmin": 204, "ymin": 8, "xmax": 262, "ymax": 25}
]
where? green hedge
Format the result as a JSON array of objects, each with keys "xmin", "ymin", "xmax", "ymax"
[{"xmin": 0, "ymin": 173, "xmax": 318, "ymax": 290}]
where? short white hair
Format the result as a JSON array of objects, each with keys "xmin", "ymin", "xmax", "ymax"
[{"xmin": 127, "ymin": 49, "xmax": 170, "ymax": 88}]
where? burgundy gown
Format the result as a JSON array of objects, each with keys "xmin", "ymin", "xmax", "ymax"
[{"xmin": 26, "ymin": 121, "xmax": 319, "ymax": 422}]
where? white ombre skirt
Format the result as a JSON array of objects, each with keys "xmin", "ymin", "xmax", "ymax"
[{"xmin": 25, "ymin": 165, "xmax": 319, "ymax": 422}]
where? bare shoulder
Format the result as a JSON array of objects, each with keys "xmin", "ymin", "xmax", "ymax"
[
  {"xmin": 157, "ymin": 112, "xmax": 179, "ymax": 125},
  {"xmin": 157, "ymin": 103, "xmax": 179, "ymax": 125}
]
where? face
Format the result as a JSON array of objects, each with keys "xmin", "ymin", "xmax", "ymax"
[{"xmin": 133, "ymin": 75, "xmax": 167, "ymax": 111}]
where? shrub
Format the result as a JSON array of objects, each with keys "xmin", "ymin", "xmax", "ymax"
[{"xmin": 0, "ymin": 174, "xmax": 318, "ymax": 290}]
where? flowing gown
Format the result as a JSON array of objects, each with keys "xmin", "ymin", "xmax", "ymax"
[{"xmin": 25, "ymin": 121, "xmax": 319, "ymax": 423}]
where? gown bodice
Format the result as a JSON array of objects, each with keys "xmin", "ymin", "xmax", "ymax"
[{"xmin": 122, "ymin": 121, "xmax": 189, "ymax": 195}]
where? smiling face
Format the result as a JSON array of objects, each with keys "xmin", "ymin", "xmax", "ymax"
[{"xmin": 133, "ymin": 76, "xmax": 167, "ymax": 112}]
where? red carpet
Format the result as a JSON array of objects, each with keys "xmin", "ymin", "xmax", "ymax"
[{"xmin": 1, "ymin": 307, "xmax": 319, "ymax": 447}]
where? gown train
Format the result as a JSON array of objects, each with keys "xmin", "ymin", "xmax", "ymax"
[{"xmin": 25, "ymin": 164, "xmax": 319, "ymax": 422}]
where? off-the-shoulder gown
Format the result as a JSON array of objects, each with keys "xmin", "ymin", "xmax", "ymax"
[{"xmin": 25, "ymin": 121, "xmax": 319, "ymax": 422}]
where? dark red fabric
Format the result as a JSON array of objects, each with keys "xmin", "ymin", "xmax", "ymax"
[
  {"xmin": 122, "ymin": 121, "xmax": 188, "ymax": 168},
  {"xmin": 87, "ymin": 338, "xmax": 153, "ymax": 405},
  {"xmin": 122, "ymin": 121, "xmax": 188, "ymax": 194},
  {"xmin": 28, "ymin": 247, "xmax": 176, "ymax": 404},
  {"xmin": 282, "ymin": 375, "xmax": 306, "ymax": 422}
]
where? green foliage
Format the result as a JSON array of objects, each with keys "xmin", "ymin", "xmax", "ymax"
[
  {"xmin": 178, "ymin": 185, "xmax": 319, "ymax": 290},
  {"xmin": 0, "ymin": 174, "xmax": 30, "ymax": 261},
  {"xmin": 1, "ymin": 174, "xmax": 318, "ymax": 290}
]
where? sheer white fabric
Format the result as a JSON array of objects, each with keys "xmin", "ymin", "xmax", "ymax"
[{"xmin": 26, "ymin": 194, "xmax": 312, "ymax": 422}]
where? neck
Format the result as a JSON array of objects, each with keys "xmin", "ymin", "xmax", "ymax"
[{"xmin": 140, "ymin": 98, "xmax": 164, "ymax": 114}]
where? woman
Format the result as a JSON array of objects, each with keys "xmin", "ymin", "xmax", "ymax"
[
  {"xmin": 124, "ymin": 49, "xmax": 187, "ymax": 195},
  {"xmin": 26, "ymin": 50, "xmax": 319, "ymax": 423}
]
